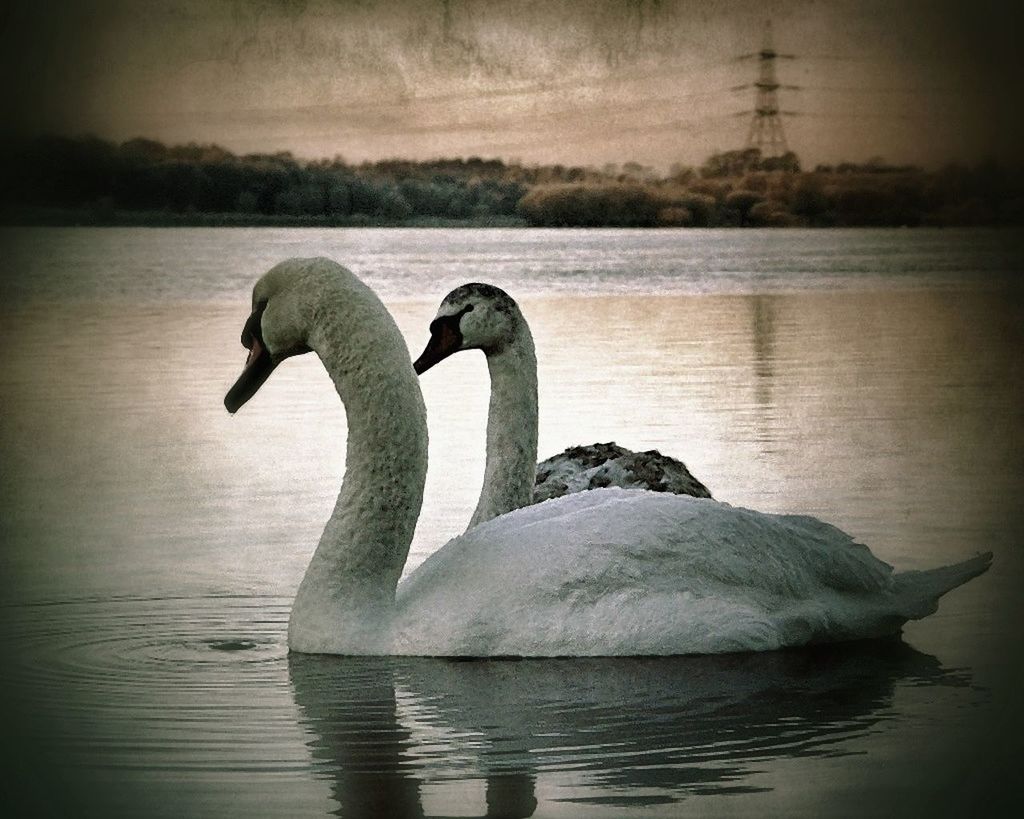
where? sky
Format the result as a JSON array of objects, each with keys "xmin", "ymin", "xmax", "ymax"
[{"xmin": 3, "ymin": 0, "xmax": 1023, "ymax": 170}]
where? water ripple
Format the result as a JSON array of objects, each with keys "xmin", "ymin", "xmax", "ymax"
[
  {"xmin": 0, "ymin": 596, "xmax": 325, "ymax": 816},
  {"xmin": 0, "ymin": 595, "xmax": 978, "ymax": 817}
]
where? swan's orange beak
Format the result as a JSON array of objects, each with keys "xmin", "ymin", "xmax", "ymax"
[
  {"xmin": 413, "ymin": 317, "xmax": 462, "ymax": 375},
  {"xmin": 225, "ymin": 301, "xmax": 278, "ymax": 413}
]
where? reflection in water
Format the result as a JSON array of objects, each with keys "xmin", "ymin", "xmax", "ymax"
[
  {"xmin": 485, "ymin": 774, "xmax": 538, "ymax": 819},
  {"xmin": 289, "ymin": 640, "xmax": 965, "ymax": 815},
  {"xmin": 749, "ymin": 295, "xmax": 778, "ymax": 448},
  {"xmin": 290, "ymin": 657, "xmax": 426, "ymax": 818}
]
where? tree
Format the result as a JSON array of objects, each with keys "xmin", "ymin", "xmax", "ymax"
[{"xmin": 724, "ymin": 190, "xmax": 764, "ymax": 226}]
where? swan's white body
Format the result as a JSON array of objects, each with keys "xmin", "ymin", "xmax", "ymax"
[
  {"xmin": 227, "ymin": 261, "xmax": 991, "ymax": 656},
  {"xmin": 391, "ymin": 488, "xmax": 989, "ymax": 656}
]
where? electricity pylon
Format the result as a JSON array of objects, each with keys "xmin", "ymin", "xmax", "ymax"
[{"xmin": 736, "ymin": 21, "xmax": 796, "ymax": 157}]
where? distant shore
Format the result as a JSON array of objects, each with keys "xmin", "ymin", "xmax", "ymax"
[
  {"xmin": 0, "ymin": 206, "xmax": 529, "ymax": 229},
  {"xmin": 3, "ymin": 136, "xmax": 1022, "ymax": 229},
  {"xmin": 4, "ymin": 207, "xmax": 1019, "ymax": 229},
  {"xmin": 8, "ymin": 206, "xmax": 1024, "ymax": 230},
  {"xmin": 0, "ymin": 206, "xmax": 985, "ymax": 230}
]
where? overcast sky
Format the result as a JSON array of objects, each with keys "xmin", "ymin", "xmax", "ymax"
[{"xmin": 3, "ymin": 0, "xmax": 1022, "ymax": 169}]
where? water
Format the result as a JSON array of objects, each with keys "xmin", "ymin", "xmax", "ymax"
[{"xmin": 1, "ymin": 227, "xmax": 1021, "ymax": 816}]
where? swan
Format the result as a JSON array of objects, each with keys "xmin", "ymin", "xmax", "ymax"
[
  {"xmin": 413, "ymin": 282, "xmax": 709, "ymax": 529},
  {"xmin": 226, "ymin": 259, "xmax": 991, "ymax": 656}
]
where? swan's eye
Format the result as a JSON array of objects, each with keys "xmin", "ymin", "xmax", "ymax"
[{"xmin": 464, "ymin": 303, "xmax": 474, "ymax": 313}]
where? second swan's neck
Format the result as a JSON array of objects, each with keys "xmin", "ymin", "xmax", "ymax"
[
  {"xmin": 287, "ymin": 265, "xmax": 428, "ymax": 653},
  {"xmin": 469, "ymin": 326, "xmax": 539, "ymax": 529}
]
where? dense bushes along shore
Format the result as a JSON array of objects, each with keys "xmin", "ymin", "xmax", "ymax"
[{"xmin": 2, "ymin": 136, "xmax": 1021, "ymax": 228}]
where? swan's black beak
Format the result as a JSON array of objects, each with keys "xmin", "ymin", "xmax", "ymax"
[
  {"xmin": 413, "ymin": 315, "xmax": 463, "ymax": 375},
  {"xmin": 225, "ymin": 300, "xmax": 278, "ymax": 413}
]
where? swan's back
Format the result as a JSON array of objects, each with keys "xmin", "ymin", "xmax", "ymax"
[
  {"xmin": 534, "ymin": 442, "xmax": 712, "ymax": 503},
  {"xmin": 391, "ymin": 489, "xmax": 987, "ymax": 657}
]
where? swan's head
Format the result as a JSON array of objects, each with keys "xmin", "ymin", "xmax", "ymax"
[
  {"xmin": 224, "ymin": 263, "xmax": 318, "ymax": 413},
  {"xmin": 414, "ymin": 283, "xmax": 524, "ymax": 374}
]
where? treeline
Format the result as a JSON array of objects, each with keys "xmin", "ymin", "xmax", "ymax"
[
  {"xmin": 0, "ymin": 136, "xmax": 528, "ymax": 226},
  {"xmin": 519, "ymin": 149, "xmax": 1024, "ymax": 228},
  {"xmin": 1, "ymin": 137, "xmax": 1022, "ymax": 228}
]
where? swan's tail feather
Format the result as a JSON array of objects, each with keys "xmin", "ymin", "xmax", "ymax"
[{"xmin": 892, "ymin": 551, "xmax": 993, "ymax": 620}]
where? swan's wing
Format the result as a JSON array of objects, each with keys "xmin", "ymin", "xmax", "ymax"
[
  {"xmin": 534, "ymin": 443, "xmax": 712, "ymax": 503},
  {"xmin": 393, "ymin": 490, "xmax": 898, "ymax": 656},
  {"xmin": 772, "ymin": 513, "xmax": 894, "ymax": 594}
]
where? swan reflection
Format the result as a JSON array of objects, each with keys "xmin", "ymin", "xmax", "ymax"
[{"xmin": 289, "ymin": 639, "xmax": 966, "ymax": 816}]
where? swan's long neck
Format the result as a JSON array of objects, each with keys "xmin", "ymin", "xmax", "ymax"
[
  {"xmin": 288, "ymin": 270, "xmax": 428, "ymax": 653},
  {"xmin": 469, "ymin": 325, "xmax": 538, "ymax": 529}
]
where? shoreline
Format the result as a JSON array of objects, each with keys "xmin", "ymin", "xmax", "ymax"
[{"xmin": 3, "ymin": 207, "xmax": 1011, "ymax": 230}]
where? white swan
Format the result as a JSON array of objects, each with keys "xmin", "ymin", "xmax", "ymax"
[
  {"xmin": 413, "ymin": 282, "xmax": 709, "ymax": 529},
  {"xmin": 226, "ymin": 259, "xmax": 991, "ymax": 656}
]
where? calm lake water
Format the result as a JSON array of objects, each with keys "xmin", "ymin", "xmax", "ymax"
[{"xmin": 1, "ymin": 227, "xmax": 1022, "ymax": 817}]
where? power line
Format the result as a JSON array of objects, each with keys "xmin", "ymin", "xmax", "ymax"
[{"xmin": 801, "ymin": 86, "xmax": 947, "ymax": 95}]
